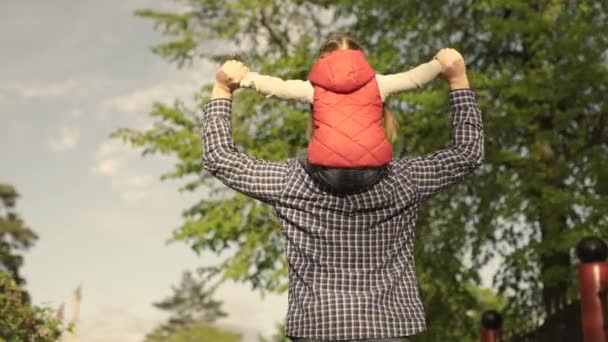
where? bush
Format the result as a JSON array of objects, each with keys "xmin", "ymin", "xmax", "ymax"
[{"xmin": 0, "ymin": 272, "xmax": 66, "ymax": 342}]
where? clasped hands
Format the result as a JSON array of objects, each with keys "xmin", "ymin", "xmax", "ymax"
[
  {"xmin": 212, "ymin": 60, "xmax": 249, "ymax": 99},
  {"xmin": 434, "ymin": 48, "xmax": 469, "ymax": 90}
]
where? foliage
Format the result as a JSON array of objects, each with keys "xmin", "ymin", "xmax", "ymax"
[
  {"xmin": 145, "ymin": 320, "xmax": 241, "ymax": 342},
  {"xmin": 0, "ymin": 185, "xmax": 67, "ymax": 340},
  {"xmin": 0, "ymin": 183, "xmax": 38, "ymax": 285},
  {"xmin": 0, "ymin": 272, "xmax": 66, "ymax": 342},
  {"xmin": 144, "ymin": 268, "xmax": 231, "ymax": 341},
  {"xmin": 258, "ymin": 322, "xmax": 290, "ymax": 342},
  {"xmin": 115, "ymin": 0, "xmax": 608, "ymax": 340}
]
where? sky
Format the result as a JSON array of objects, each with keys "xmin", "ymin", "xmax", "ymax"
[{"xmin": 0, "ymin": 1, "xmax": 286, "ymax": 341}]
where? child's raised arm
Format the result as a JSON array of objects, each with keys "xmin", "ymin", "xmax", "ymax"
[
  {"xmin": 240, "ymin": 72, "xmax": 314, "ymax": 103},
  {"xmin": 376, "ymin": 59, "xmax": 442, "ymax": 101}
]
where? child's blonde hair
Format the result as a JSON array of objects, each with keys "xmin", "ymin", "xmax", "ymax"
[{"xmin": 308, "ymin": 33, "xmax": 399, "ymax": 144}]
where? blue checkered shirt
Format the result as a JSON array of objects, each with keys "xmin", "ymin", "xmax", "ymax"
[{"xmin": 200, "ymin": 89, "xmax": 484, "ymax": 340}]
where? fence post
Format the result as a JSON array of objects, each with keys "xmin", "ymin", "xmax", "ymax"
[
  {"xmin": 481, "ymin": 310, "xmax": 503, "ymax": 342},
  {"xmin": 576, "ymin": 236, "xmax": 608, "ymax": 342}
]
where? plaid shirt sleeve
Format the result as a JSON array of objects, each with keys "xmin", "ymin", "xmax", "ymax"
[
  {"xmin": 400, "ymin": 89, "xmax": 484, "ymax": 198},
  {"xmin": 200, "ymin": 99, "xmax": 291, "ymax": 204}
]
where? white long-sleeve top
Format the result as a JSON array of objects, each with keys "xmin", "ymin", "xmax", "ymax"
[{"xmin": 240, "ymin": 59, "xmax": 442, "ymax": 102}]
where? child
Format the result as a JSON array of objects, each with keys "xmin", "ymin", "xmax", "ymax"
[{"xmin": 240, "ymin": 33, "xmax": 441, "ymax": 193}]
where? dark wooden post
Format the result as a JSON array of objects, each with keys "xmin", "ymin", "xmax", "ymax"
[
  {"xmin": 481, "ymin": 310, "xmax": 503, "ymax": 342},
  {"xmin": 576, "ymin": 236, "xmax": 608, "ymax": 342}
]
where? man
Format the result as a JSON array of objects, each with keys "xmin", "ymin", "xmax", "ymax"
[{"xmin": 201, "ymin": 48, "xmax": 483, "ymax": 342}]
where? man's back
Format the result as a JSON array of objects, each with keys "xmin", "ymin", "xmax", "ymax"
[{"xmin": 274, "ymin": 159, "xmax": 426, "ymax": 340}]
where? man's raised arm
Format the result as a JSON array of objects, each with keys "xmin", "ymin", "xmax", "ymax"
[
  {"xmin": 201, "ymin": 60, "xmax": 291, "ymax": 204},
  {"xmin": 398, "ymin": 49, "xmax": 484, "ymax": 199}
]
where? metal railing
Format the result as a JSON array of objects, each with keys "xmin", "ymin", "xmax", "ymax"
[{"xmin": 479, "ymin": 237, "xmax": 608, "ymax": 342}]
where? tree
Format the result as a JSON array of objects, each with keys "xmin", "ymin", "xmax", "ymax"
[
  {"xmin": 0, "ymin": 184, "xmax": 68, "ymax": 341},
  {"xmin": 258, "ymin": 323, "xmax": 290, "ymax": 342},
  {"xmin": 144, "ymin": 268, "xmax": 229, "ymax": 341},
  {"xmin": 0, "ymin": 272, "xmax": 66, "ymax": 342},
  {"xmin": 0, "ymin": 183, "xmax": 38, "ymax": 285},
  {"xmin": 145, "ymin": 321, "xmax": 240, "ymax": 342},
  {"xmin": 337, "ymin": 0, "xmax": 608, "ymax": 328},
  {"xmin": 115, "ymin": 1, "xmax": 608, "ymax": 340}
]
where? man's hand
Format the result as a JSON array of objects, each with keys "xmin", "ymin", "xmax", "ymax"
[
  {"xmin": 212, "ymin": 60, "xmax": 249, "ymax": 100},
  {"xmin": 434, "ymin": 48, "xmax": 470, "ymax": 90}
]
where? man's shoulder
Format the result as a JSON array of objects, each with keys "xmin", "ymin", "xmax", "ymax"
[
  {"xmin": 389, "ymin": 157, "xmax": 413, "ymax": 172},
  {"xmin": 203, "ymin": 99, "xmax": 232, "ymax": 115}
]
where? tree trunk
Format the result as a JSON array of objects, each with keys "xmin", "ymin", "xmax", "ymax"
[{"xmin": 538, "ymin": 144, "xmax": 571, "ymax": 315}]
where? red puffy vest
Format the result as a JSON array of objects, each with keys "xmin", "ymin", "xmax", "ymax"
[{"xmin": 307, "ymin": 49, "xmax": 393, "ymax": 168}]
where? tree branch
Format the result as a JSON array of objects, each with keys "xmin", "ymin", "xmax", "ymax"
[{"xmin": 259, "ymin": 8, "xmax": 289, "ymax": 57}]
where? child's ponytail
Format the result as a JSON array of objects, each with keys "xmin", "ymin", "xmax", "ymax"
[{"xmin": 383, "ymin": 108, "xmax": 399, "ymax": 144}]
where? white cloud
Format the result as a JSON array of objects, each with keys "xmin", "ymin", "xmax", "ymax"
[
  {"xmin": 73, "ymin": 283, "xmax": 287, "ymax": 342},
  {"xmin": 217, "ymin": 282, "xmax": 287, "ymax": 342},
  {"xmin": 8, "ymin": 79, "xmax": 83, "ymax": 99},
  {"xmin": 70, "ymin": 108, "xmax": 82, "ymax": 118},
  {"xmin": 123, "ymin": 0, "xmax": 194, "ymax": 13},
  {"xmin": 48, "ymin": 126, "xmax": 80, "ymax": 151},
  {"xmin": 114, "ymin": 174, "xmax": 155, "ymax": 204},
  {"xmin": 93, "ymin": 141, "xmax": 132, "ymax": 176},
  {"xmin": 96, "ymin": 139, "xmax": 137, "ymax": 158},
  {"xmin": 77, "ymin": 304, "xmax": 164, "ymax": 342},
  {"xmin": 74, "ymin": 289, "xmax": 286, "ymax": 342},
  {"xmin": 117, "ymin": 174, "xmax": 155, "ymax": 188},
  {"xmin": 101, "ymin": 82, "xmax": 192, "ymax": 114},
  {"xmin": 120, "ymin": 189, "xmax": 150, "ymax": 204},
  {"xmin": 3, "ymin": 76, "xmax": 117, "ymax": 101},
  {"xmin": 100, "ymin": 61, "xmax": 215, "ymax": 116},
  {"xmin": 95, "ymin": 158, "xmax": 124, "ymax": 176},
  {"xmin": 92, "ymin": 140, "xmax": 157, "ymax": 204}
]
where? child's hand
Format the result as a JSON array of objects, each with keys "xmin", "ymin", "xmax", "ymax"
[
  {"xmin": 215, "ymin": 60, "xmax": 249, "ymax": 92},
  {"xmin": 434, "ymin": 48, "xmax": 469, "ymax": 90}
]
